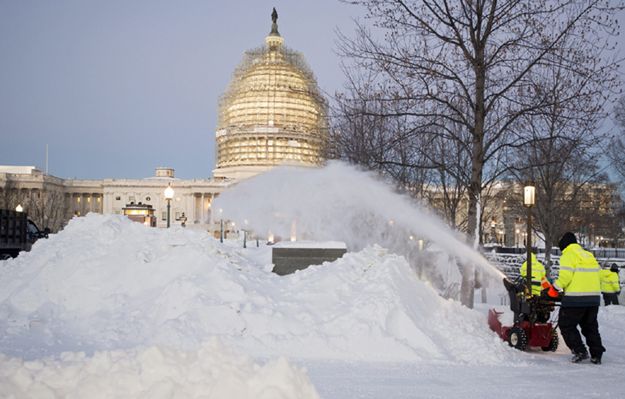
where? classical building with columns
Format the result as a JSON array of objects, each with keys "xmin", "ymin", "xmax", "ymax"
[
  {"xmin": 0, "ymin": 165, "xmax": 231, "ymax": 232},
  {"xmin": 0, "ymin": 9, "xmax": 328, "ymax": 234}
]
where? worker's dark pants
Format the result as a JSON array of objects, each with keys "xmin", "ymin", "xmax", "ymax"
[
  {"xmin": 602, "ymin": 293, "xmax": 619, "ymax": 306},
  {"xmin": 558, "ymin": 306, "xmax": 605, "ymax": 358}
]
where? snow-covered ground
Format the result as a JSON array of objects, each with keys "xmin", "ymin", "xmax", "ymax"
[{"xmin": 1, "ymin": 164, "xmax": 624, "ymax": 398}]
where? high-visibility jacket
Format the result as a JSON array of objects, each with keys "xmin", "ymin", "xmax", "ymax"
[
  {"xmin": 600, "ymin": 269, "xmax": 621, "ymax": 294},
  {"xmin": 554, "ymin": 243, "xmax": 601, "ymax": 307},
  {"xmin": 520, "ymin": 253, "xmax": 546, "ymax": 295}
]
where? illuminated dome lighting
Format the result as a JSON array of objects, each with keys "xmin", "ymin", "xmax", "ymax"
[{"xmin": 213, "ymin": 8, "xmax": 328, "ymax": 180}]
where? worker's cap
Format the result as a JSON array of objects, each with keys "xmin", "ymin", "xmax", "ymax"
[{"xmin": 558, "ymin": 232, "xmax": 577, "ymax": 251}]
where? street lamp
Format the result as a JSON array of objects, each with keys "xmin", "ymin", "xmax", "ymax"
[
  {"xmin": 523, "ymin": 183, "xmax": 536, "ymax": 296},
  {"xmin": 164, "ymin": 184, "xmax": 174, "ymax": 228},
  {"xmin": 15, "ymin": 204, "xmax": 23, "ymax": 212},
  {"xmin": 219, "ymin": 208, "xmax": 224, "ymax": 243}
]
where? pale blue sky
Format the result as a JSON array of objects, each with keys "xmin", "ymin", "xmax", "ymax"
[
  {"xmin": 0, "ymin": 0, "xmax": 360, "ymax": 179},
  {"xmin": 1, "ymin": 1, "xmax": 623, "ymax": 180}
]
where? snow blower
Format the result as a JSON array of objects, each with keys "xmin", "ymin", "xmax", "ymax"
[{"xmin": 488, "ymin": 276, "xmax": 559, "ymax": 352}]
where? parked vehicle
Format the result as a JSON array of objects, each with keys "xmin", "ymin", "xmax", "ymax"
[{"xmin": 0, "ymin": 209, "xmax": 49, "ymax": 260}]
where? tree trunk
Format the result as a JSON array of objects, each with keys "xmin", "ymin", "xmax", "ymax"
[
  {"xmin": 544, "ymin": 232, "xmax": 554, "ymax": 278},
  {"xmin": 461, "ymin": 56, "xmax": 487, "ymax": 308},
  {"xmin": 459, "ymin": 263, "xmax": 476, "ymax": 309}
]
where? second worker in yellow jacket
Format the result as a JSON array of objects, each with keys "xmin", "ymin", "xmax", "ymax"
[
  {"xmin": 520, "ymin": 252, "xmax": 546, "ymax": 296},
  {"xmin": 600, "ymin": 263, "xmax": 621, "ymax": 306}
]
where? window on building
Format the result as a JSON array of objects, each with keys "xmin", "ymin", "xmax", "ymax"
[
  {"xmin": 115, "ymin": 196, "xmax": 121, "ymax": 201},
  {"xmin": 145, "ymin": 196, "xmax": 151, "ymax": 202},
  {"xmin": 162, "ymin": 212, "xmax": 166, "ymax": 221}
]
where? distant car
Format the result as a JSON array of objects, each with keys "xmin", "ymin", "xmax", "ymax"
[{"xmin": 0, "ymin": 209, "xmax": 49, "ymax": 260}]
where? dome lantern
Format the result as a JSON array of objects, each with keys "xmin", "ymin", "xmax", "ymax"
[{"xmin": 266, "ymin": 7, "xmax": 284, "ymax": 51}]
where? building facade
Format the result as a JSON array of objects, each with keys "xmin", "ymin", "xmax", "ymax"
[
  {"xmin": 429, "ymin": 180, "xmax": 624, "ymax": 249},
  {"xmin": 0, "ymin": 166, "xmax": 231, "ymax": 232}
]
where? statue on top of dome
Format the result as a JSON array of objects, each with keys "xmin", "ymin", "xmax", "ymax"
[{"xmin": 270, "ymin": 8, "xmax": 280, "ymax": 36}]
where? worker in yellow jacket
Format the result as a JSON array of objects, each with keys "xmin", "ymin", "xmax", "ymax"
[
  {"xmin": 520, "ymin": 252, "xmax": 546, "ymax": 296},
  {"xmin": 552, "ymin": 232, "xmax": 605, "ymax": 364},
  {"xmin": 600, "ymin": 263, "xmax": 621, "ymax": 306}
]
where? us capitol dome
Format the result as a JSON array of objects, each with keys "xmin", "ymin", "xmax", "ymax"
[{"xmin": 213, "ymin": 8, "xmax": 329, "ymax": 180}]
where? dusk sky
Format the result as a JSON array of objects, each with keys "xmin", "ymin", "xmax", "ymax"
[
  {"xmin": 1, "ymin": 1, "xmax": 624, "ymax": 180},
  {"xmin": 0, "ymin": 0, "xmax": 362, "ymax": 179}
]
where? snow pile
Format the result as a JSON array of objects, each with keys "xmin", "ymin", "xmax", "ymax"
[
  {"xmin": 0, "ymin": 213, "xmax": 515, "ymax": 366},
  {"xmin": 0, "ymin": 339, "xmax": 320, "ymax": 399}
]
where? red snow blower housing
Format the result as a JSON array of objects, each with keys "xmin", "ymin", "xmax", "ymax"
[{"xmin": 488, "ymin": 277, "xmax": 559, "ymax": 351}]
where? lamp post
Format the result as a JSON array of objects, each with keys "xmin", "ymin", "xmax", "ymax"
[
  {"xmin": 164, "ymin": 184, "xmax": 174, "ymax": 228},
  {"xmin": 15, "ymin": 204, "xmax": 23, "ymax": 212},
  {"xmin": 523, "ymin": 183, "xmax": 536, "ymax": 296}
]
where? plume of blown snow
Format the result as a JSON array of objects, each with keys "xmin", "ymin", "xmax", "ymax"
[{"xmin": 212, "ymin": 162, "xmax": 504, "ymax": 287}]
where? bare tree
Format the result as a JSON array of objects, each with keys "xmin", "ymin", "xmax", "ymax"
[
  {"xmin": 330, "ymin": 71, "xmax": 436, "ymax": 197},
  {"xmin": 336, "ymin": 0, "xmax": 621, "ymax": 307},
  {"xmin": 606, "ymin": 96, "xmax": 625, "ymax": 185},
  {"xmin": 24, "ymin": 188, "xmax": 66, "ymax": 232},
  {"xmin": 410, "ymin": 115, "xmax": 472, "ymax": 229},
  {"xmin": 0, "ymin": 180, "xmax": 19, "ymax": 210},
  {"xmin": 1, "ymin": 182, "xmax": 66, "ymax": 233},
  {"xmin": 339, "ymin": 0, "xmax": 620, "ymax": 240},
  {"xmin": 511, "ymin": 29, "xmax": 618, "ymax": 267}
]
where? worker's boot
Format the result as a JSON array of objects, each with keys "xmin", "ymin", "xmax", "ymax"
[
  {"xmin": 590, "ymin": 355, "xmax": 602, "ymax": 365},
  {"xmin": 571, "ymin": 351, "xmax": 589, "ymax": 363}
]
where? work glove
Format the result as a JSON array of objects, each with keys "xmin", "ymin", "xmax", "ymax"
[
  {"xmin": 540, "ymin": 276, "xmax": 552, "ymax": 291},
  {"xmin": 547, "ymin": 286, "xmax": 560, "ymax": 299}
]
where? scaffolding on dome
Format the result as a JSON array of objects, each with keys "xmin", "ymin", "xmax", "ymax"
[{"xmin": 215, "ymin": 33, "xmax": 329, "ymax": 173}]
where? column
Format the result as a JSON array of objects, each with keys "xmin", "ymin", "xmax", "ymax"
[{"xmin": 206, "ymin": 194, "xmax": 212, "ymax": 226}]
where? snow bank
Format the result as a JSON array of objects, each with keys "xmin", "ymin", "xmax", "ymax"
[
  {"xmin": 0, "ymin": 214, "xmax": 517, "ymax": 367},
  {"xmin": 0, "ymin": 339, "xmax": 320, "ymax": 399}
]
